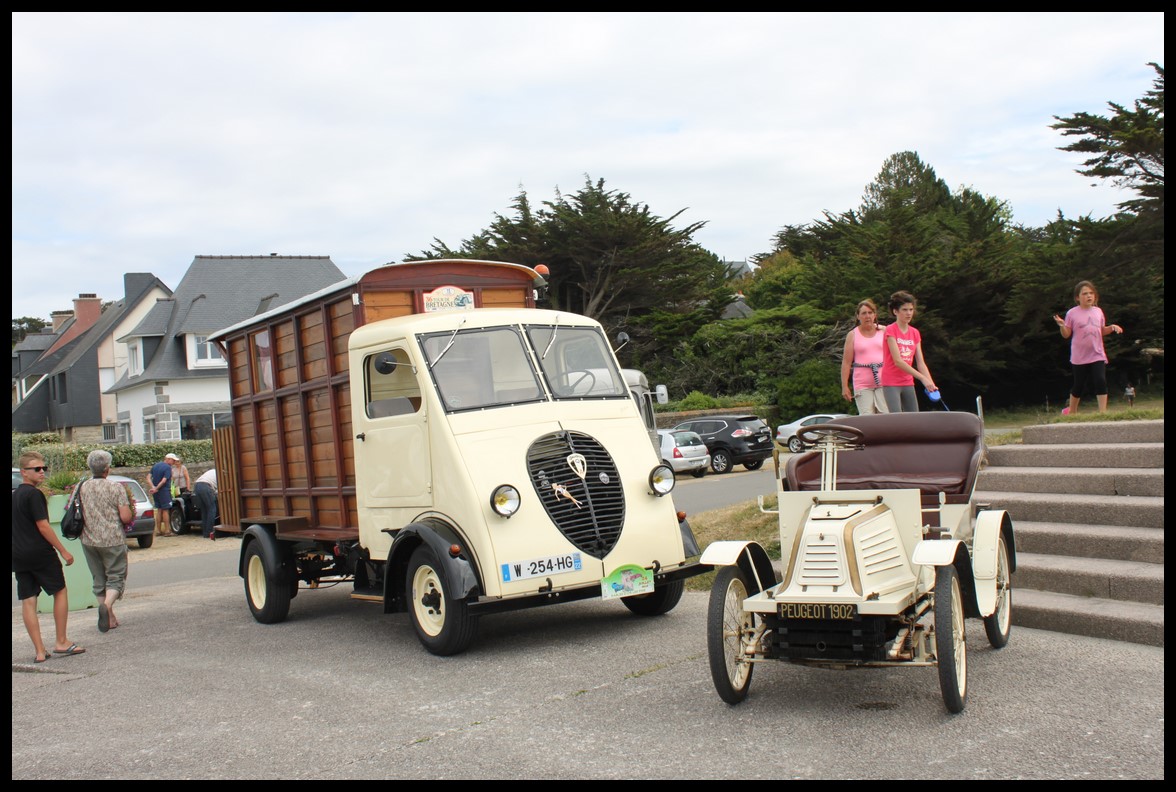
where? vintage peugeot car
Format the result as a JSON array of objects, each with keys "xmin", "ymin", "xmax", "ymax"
[{"xmin": 701, "ymin": 411, "xmax": 1015, "ymax": 713}]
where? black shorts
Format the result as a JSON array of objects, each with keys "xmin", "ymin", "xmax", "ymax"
[
  {"xmin": 1072, "ymin": 360, "xmax": 1108, "ymax": 397},
  {"xmin": 13, "ymin": 560, "xmax": 66, "ymax": 601}
]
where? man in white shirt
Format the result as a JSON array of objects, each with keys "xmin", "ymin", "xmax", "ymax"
[{"xmin": 193, "ymin": 469, "xmax": 218, "ymax": 540}]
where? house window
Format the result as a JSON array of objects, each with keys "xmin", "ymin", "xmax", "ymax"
[
  {"xmin": 102, "ymin": 424, "xmax": 118, "ymax": 442},
  {"xmin": 180, "ymin": 412, "xmax": 233, "ymax": 440},
  {"xmin": 129, "ymin": 343, "xmax": 142, "ymax": 376},
  {"xmin": 192, "ymin": 335, "xmax": 226, "ymax": 368},
  {"xmin": 143, "ymin": 418, "xmax": 155, "ymax": 443},
  {"xmin": 56, "ymin": 373, "xmax": 67, "ymax": 403}
]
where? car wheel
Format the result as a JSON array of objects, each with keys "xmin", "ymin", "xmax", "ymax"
[
  {"xmin": 710, "ymin": 449, "xmax": 733, "ymax": 474},
  {"xmin": 935, "ymin": 564, "xmax": 968, "ymax": 713},
  {"xmin": 787, "ymin": 436, "xmax": 804, "ymax": 454},
  {"xmin": 983, "ymin": 535, "xmax": 1013, "ymax": 649},
  {"xmin": 708, "ymin": 564, "xmax": 755, "ymax": 704},
  {"xmin": 621, "ymin": 579, "xmax": 684, "ymax": 616},
  {"xmin": 406, "ymin": 544, "xmax": 478, "ymax": 656},
  {"xmin": 691, "ymin": 468, "xmax": 706, "ymax": 478},
  {"xmin": 170, "ymin": 503, "xmax": 187, "ymax": 535},
  {"xmin": 244, "ymin": 540, "xmax": 292, "ymax": 624},
  {"xmin": 743, "ymin": 459, "xmax": 764, "ymax": 471},
  {"xmin": 136, "ymin": 533, "xmax": 154, "ymax": 549}
]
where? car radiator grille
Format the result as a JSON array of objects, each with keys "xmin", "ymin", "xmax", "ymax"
[{"xmin": 527, "ymin": 431, "xmax": 625, "ymax": 559}]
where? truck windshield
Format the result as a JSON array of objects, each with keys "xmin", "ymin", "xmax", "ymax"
[
  {"xmin": 525, "ymin": 325, "xmax": 628, "ymax": 400},
  {"xmin": 420, "ymin": 326, "xmax": 544, "ymax": 413},
  {"xmin": 418, "ymin": 323, "xmax": 628, "ymax": 413}
]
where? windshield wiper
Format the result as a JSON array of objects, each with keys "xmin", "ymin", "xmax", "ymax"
[
  {"xmin": 541, "ymin": 316, "xmax": 560, "ymax": 360},
  {"xmin": 428, "ymin": 317, "xmax": 467, "ymax": 369}
]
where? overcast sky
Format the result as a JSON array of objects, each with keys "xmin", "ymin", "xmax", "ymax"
[{"xmin": 11, "ymin": 12, "xmax": 1164, "ymax": 323}]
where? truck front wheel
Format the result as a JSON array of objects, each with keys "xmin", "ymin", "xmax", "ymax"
[
  {"xmin": 621, "ymin": 579, "xmax": 684, "ymax": 616},
  {"xmin": 406, "ymin": 545, "xmax": 478, "ymax": 656},
  {"xmin": 244, "ymin": 541, "xmax": 292, "ymax": 624}
]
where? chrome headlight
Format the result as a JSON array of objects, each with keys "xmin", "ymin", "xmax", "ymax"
[
  {"xmin": 648, "ymin": 464, "xmax": 675, "ymax": 496},
  {"xmin": 490, "ymin": 484, "xmax": 521, "ymax": 517}
]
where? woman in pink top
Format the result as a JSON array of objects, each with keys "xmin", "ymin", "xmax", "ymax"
[
  {"xmin": 881, "ymin": 291, "xmax": 937, "ymax": 413},
  {"xmin": 841, "ymin": 299, "xmax": 889, "ymax": 414},
  {"xmin": 1052, "ymin": 280, "xmax": 1123, "ymax": 414}
]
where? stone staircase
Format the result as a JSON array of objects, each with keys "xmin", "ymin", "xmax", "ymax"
[{"xmin": 975, "ymin": 419, "xmax": 1164, "ymax": 646}]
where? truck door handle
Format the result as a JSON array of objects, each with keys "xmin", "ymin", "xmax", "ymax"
[{"xmin": 356, "ymin": 432, "xmax": 365, "ymax": 441}]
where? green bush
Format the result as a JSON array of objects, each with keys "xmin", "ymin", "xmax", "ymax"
[
  {"xmin": 12, "ymin": 435, "xmax": 214, "ymax": 470},
  {"xmin": 677, "ymin": 390, "xmax": 719, "ymax": 410},
  {"xmin": 775, "ymin": 358, "xmax": 844, "ymax": 419}
]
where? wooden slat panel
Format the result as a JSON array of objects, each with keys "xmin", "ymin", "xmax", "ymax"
[
  {"xmin": 211, "ymin": 425, "xmax": 239, "ymax": 531},
  {"xmin": 273, "ymin": 318, "xmax": 298, "ymax": 390},
  {"xmin": 480, "ymin": 287, "xmax": 528, "ymax": 307}
]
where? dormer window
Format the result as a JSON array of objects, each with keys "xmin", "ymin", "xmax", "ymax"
[
  {"xmin": 128, "ymin": 342, "xmax": 142, "ymax": 376},
  {"xmin": 190, "ymin": 335, "xmax": 226, "ymax": 368}
]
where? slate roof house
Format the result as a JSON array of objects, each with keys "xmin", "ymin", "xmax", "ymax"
[
  {"xmin": 12, "ymin": 275, "xmax": 172, "ymax": 441},
  {"xmin": 108, "ymin": 254, "xmax": 346, "ymax": 444}
]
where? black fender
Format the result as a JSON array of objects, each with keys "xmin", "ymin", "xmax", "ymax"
[
  {"xmin": 383, "ymin": 518, "xmax": 481, "ymax": 614},
  {"xmin": 239, "ymin": 524, "xmax": 298, "ymax": 599},
  {"xmin": 949, "ymin": 545, "xmax": 981, "ymax": 619}
]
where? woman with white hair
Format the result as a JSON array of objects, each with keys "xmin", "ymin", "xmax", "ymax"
[{"xmin": 79, "ymin": 449, "xmax": 134, "ymax": 633}]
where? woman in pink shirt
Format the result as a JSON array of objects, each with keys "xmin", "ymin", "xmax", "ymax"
[
  {"xmin": 881, "ymin": 291, "xmax": 937, "ymax": 413},
  {"xmin": 1052, "ymin": 280, "xmax": 1123, "ymax": 414},
  {"xmin": 841, "ymin": 298, "xmax": 889, "ymax": 414}
]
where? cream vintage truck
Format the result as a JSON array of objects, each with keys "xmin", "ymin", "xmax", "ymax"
[{"xmin": 208, "ymin": 259, "xmax": 707, "ymax": 655}]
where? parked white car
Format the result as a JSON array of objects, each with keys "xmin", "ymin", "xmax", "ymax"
[
  {"xmin": 657, "ymin": 429, "xmax": 710, "ymax": 478},
  {"xmin": 776, "ymin": 412, "xmax": 850, "ymax": 453}
]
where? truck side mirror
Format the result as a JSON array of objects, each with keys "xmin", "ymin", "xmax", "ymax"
[
  {"xmin": 655, "ymin": 384, "xmax": 669, "ymax": 404},
  {"xmin": 373, "ymin": 352, "xmax": 398, "ymax": 375},
  {"xmin": 614, "ymin": 332, "xmax": 630, "ymax": 353}
]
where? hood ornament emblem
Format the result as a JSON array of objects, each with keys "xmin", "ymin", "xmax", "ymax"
[
  {"xmin": 551, "ymin": 482, "xmax": 582, "ymax": 508},
  {"xmin": 566, "ymin": 453, "xmax": 587, "ymax": 480}
]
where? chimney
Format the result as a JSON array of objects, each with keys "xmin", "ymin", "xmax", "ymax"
[
  {"xmin": 73, "ymin": 293, "xmax": 103, "ymax": 325},
  {"xmin": 50, "ymin": 310, "xmax": 74, "ymax": 333}
]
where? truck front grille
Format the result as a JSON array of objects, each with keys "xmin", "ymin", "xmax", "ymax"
[{"xmin": 527, "ymin": 431, "xmax": 624, "ymax": 558}]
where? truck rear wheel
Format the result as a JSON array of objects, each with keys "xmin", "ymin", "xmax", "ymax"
[
  {"xmin": 406, "ymin": 545, "xmax": 477, "ymax": 656},
  {"xmin": 244, "ymin": 541, "xmax": 292, "ymax": 624},
  {"xmin": 621, "ymin": 579, "xmax": 684, "ymax": 616}
]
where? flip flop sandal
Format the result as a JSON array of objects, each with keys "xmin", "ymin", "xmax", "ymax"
[
  {"xmin": 34, "ymin": 654, "xmax": 51, "ymax": 663},
  {"xmin": 98, "ymin": 604, "xmax": 110, "ymax": 633},
  {"xmin": 54, "ymin": 643, "xmax": 86, "ymax": 656}
]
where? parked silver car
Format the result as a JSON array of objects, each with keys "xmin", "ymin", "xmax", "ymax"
[
  {"xmin": 776, "ymin": 412, "xmax": 850, "ymax": 453},
  {"xmin": 657, "ymin": 429, "xmax": 711, "ymax": 478}
]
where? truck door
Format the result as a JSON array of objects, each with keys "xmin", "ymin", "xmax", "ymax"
[{"xmin": 352, "ymin": 345, "xmax": 433, "ymax": 508}]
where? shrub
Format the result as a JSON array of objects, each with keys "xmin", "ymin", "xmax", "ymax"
[{"xmin": 677, "ymin": 390, "xmax": 719, "ymax": 410}]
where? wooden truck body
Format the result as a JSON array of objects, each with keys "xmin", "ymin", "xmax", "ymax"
[{"xmin": 209, "ymin": 259, "xmax": 706, "ymax": 655}]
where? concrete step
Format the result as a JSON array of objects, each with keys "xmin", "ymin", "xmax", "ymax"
[
  {"xmin": 1011, "ymin": 588, "xmax": 1164, "ymax": 647},
  {"xmin": 976, "ymin": 466, "xmax": 1164, "ymax": 496},
  {"xmin": 985, "ymin": 443, "xmax": 1164, "ymax": 468},
  {"xmin": 1013, "ymin": 552, "xmax": 1163, "ymax": 605},
  {"xmin": 1020, "ymin": 419, "xmax": 1165, "ymax": 445},
  {"xmin": 977, "ymin": 490, "xmax": 1163, "ymax": 529},
  {"xmin": 1013, "ymin": 520, "xmax": 1164, "ymax": 564}
]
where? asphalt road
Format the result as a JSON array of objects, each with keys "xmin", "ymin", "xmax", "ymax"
[{"xmin": 12, "ymin": 551, "xmax": 1166, "ymax": 779}]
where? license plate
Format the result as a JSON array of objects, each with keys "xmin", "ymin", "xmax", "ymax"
[
  {"xmin": 777, "ymin": 602, "xmax": 858, "ymax": 620},
  {"xmin": 600, "ymin": 564, "xmax": 655, "ymax": 600},
  {"xmin": 501, "ymin": 552, "xmax": 582, "ymax": 582}
]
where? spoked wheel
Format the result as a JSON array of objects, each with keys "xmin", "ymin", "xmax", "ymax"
[
  {"xmin": 983, "ymin": 535, "xmax": 1013, "ymax": 648},
  {"xmin": 406, "ymin": 545, "xmax": 478, "ymax": 656},
  {"xmin": 170, "ymin": 504, "xmax": 187, "ymax": 535},
  {"xmin": 244, "ymin": 541, "xmax": 292, "ymax": 624},
  {"xmin": 707, "ymin": 565, "xmax": 756, "ymax": 704},
  {"xmin": 934, "ymin": 564, "xmax": 967, "ymax": 713},
  {"xmin": 787, "ymin": 436, "xmax": 804, "ymax": 454}
]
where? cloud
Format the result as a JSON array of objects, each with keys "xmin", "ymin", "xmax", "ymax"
[{"xmin": 11, "ymin": 11, "xmax": 1164, "ymax": 319}]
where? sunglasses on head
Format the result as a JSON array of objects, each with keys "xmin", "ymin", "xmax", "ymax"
[{"xmin": 24, "ymin": 466, "xmax": 49, "ymax": 473}]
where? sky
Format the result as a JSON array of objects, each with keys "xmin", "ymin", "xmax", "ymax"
[{"xmin": 11, "ymin": 12, "xmax": 1165, "ymax": 323}]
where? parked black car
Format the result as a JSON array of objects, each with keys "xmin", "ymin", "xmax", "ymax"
[
  {"xmin": 670, "ymin": 414, "xmax": 774, "ymax": 474},
  {"xmin": 170, "ymin": 488, "xmax": 219, "ymax": 535}
]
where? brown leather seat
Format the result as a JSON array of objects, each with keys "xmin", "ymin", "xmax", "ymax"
[{"xmin": 784, "ymin": 412, "xmax": 984, "ymax": 503}]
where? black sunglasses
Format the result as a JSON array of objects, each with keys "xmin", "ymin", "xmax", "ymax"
[{"xmin": 23, "ymin": 466, "xmax": 49, "ymax": 472}]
